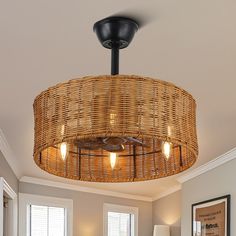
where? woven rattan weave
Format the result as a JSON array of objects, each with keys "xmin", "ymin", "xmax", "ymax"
[{"xmin": 33, "ymin": 75, "xmax": 198, "ymax": 182}]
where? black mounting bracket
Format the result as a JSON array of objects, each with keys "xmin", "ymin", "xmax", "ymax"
[{"xmin": 93, "ymin": 17, "xmax": 139, "ymax": 75}]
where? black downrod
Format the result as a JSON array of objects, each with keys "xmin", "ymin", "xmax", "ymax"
[
  {"xmin": 111, "ymin": 43, "xmax": 120, "ymax": 75},
  {"xmin": 93, "ymin": 17, "xmax": 139, "ymax": 75}
]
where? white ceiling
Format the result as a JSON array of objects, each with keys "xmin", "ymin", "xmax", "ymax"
[{"xmin": 0, "ymin": 0, "xmax": 236, "ymax": 199}]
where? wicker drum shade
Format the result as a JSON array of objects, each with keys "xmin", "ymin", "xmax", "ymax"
[{"xmin": 33, "ymin": 75, "xmax": 198, "ymax": 182}]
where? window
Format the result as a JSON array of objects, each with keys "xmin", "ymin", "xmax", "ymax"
[
  {"xmin": 30, "ymin": 205, "xmax": 65, "ymax": 236},
  {"xmin": 104, "ymin": 204, "xmax": 138, "ymax": 236},
  {"xmin": 108, "ymin": 212, "xmax": 132, "ymax": 236},
  {"xmin": 19, "ymin": 193, "xmax": 73, "ymax": 236}
]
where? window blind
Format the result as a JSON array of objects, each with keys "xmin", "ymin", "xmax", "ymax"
[
  {"xmin": 108, "ymin": 212, "xmax": 132, "ymax": 236},
  {"xmin": 30, "ymin": 205, "xmax": 65, "ymax": 236}
]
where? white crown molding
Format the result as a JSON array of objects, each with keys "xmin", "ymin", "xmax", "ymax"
[
  {"xmin": 152, "ymin": 185, "xmax": 182, "ymax": 202},
  {"xmin": 2, "ymin": 177, "xmax": 17, "ymax": 199},
  {"xmin": 0, "ymin": 129, "xmax": 21, "ymax": 178},
  {"xmin": 0, "ymin": 177, "xmax": 18, "ymax": 236},
  {"xmin": 178, "ymin": 147, "xmax": 236, "ymax": 183},
  {"xmin": 20, "ymin": 176, "xmax": 153, "ymax": 202}
]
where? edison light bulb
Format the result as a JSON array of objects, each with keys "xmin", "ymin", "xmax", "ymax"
[
  {"xmin": 109, "ymin": 152, "xmax": 117, "ymax": 170},
  {"xmin": 60, "ymin": 142, "xmax": 67, "ymax": 161},
  {"xmin": 163, "ymin": 141, "xmax": 171, "ymax": 160}
]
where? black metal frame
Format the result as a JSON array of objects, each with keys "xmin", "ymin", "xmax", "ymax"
[{"xmin": 191, "ymin": 195, "xmax": 231, "ymax": 236}]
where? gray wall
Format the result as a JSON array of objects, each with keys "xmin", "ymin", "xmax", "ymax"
[
  {"xmin": 0, "ymin": 151, "xmax": 18, "ymax": 192},
  {"xmin": 181, "ymin": 157, "xmax": 236, "ymax": 236},
  {"xmin": 19, "ymin": 182, "xmax": 153, "ymax": 236},
  {"xmin": 152, "ymin": 190, "xmax": 181, "ymax": 236}
]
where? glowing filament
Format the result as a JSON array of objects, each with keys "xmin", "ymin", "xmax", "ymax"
[
  {"xmin": 163, "ymin": 142, "xmax": 171, "ymax": 160},
  {"xmin": 109, "ymin": 152, "xmax": 117, "ymax": 170},
  {"xmin": 60, "ymin": 142, "xmax": 67, "ymax": 161}
]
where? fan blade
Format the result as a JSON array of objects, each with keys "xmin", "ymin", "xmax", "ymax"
[
  {"xmin": 125, "ymin": 137, "xmax": 147, "ymax": 146},
  {"xmin": 103, "ymin": 137, "xmax": 125, "ymax": 145},
  {"xmin": 103, "ymin": 144, "xmax": 125, "ymax": 152},
  {"xmin": 75, "ymin": 138, "xmax": 104, "ymax": 150}
]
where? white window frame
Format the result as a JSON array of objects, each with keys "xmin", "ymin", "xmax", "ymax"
[
  {"xmin": 103, "ymin": 203, "xmax": 138, "ymax": 236},
  {"xmin": 19, "ymin": 193, "xmax": 73, "ymax": 236},
  {"xmin": 0, "ymin": 177, "xmax": 17, "ymax": 236}
]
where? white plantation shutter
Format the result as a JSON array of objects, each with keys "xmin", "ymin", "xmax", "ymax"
[
  {"xmin": 48, "ymin": 207, "xmax": 65, "ymax": 236},
  {"xmin": 30, "ymin": 205, "xmax": 47, "ymax": 236},
  {"xmin": 30, "ymin": 205, "xmax": 65, "ymax": 236},
  {"xmin": 108, "ymin": 212, "xmax": 131, "ymax": 236}
]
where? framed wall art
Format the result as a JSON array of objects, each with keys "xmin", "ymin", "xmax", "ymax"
[{"xmin": 192, "ymin": 195, "xmax": 230, "ymax": 236}]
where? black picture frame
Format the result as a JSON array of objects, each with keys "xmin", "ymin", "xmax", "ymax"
[{"xmin": 192, "ymin": 195, "xmax": 230, "ymax": 236}]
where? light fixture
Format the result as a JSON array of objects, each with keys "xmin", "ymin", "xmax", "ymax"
[
  {"xmin": 33, "ymin": 16, "xmax": 198, "ymax": 182},
  {"xmin": 153, "ymin": 225, "xmax": 170, "ymax": 236}
]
